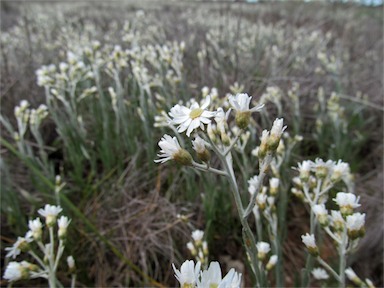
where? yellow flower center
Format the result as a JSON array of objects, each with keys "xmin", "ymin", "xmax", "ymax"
[{"xmin": 190, "ymin": 108, "xmax": 203, "ymax": 119}]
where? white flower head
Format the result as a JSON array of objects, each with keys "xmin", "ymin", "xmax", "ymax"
[
  {"xmin": 346, "ymin": 212, "xmax": 365, "ymax": 239},
  {"xmin": 256, "ymin": 193, "xmax": 268, "ymax": 210},
  {"xmin": 257, "ymin": 241, "xmax": 271, "ymax": 253},
  {"xmin": 228, "ymin": 93, "xmax": 263, "ymax": 113},
  {"xmin": 333, "ymin": 192, "xmax": 360, "ymax": 215},
  {"xmin": 192, "ymin": 230, "xmax": 204, "ymax": 243},
  {"xmin": 67, "ymin": 256, "xmax": 76, "ymax": 273},
  {"xmin": 345, "ymin": 267, "xmax": 362, "ymax": 285},
  {"xmin": 248, "ymin": 175, "xmax": 260, "ymax": 195},
  {"xmin": 266, "ymin": 255, "xmax": 278, "ymax": 270},
  {"xmin": 312, "ymin": 268, "xmax": 329, "ymax": 280},
  {"xmin": 270, "ymin": 118, "xmax": 287, "ymax": 139},
  {"xmin": 269, "ymin": 178, "xmax": 279, "ymax": 189},
  {"xmin": 154, "ymin": 134, "xmax": 192, "ymax": 165},
  {"xmin": 28, "ymin": 218, "xmax": 42, "ymax": 240},
  {"xmin": 313, "ymin": 204, "xmax": 328, "ymax": 216},
  {"xmin": 58, "ymin": 216, "xmax": 71, "ymax": 238},
  {"xmin": 3, "ymin": 262, "xmax": 28, "ymax": 282},
  {"xmin": 301, "ymin": 233, "xmax": 316, "ymax": 248},
  {"xmin": 219, "ymin": 268, "xmax": 242, "ymax": 288},
  {"xmin": 169, "ymin": 97, "xmax": 216, "ymax": 137},
  {"xmin": 172, "ymin": 260, "xmax": 201, "ymax": 287},
  {"xmin": 5, "ymin": 236, "xmax": 32, "ymax": 259},
  {"xmin": 332, "ymin": 160, "xmax": 351, "ymax": 182},
  {"xmin": 297, "ymin": 160, "xmax": 313, "ymax": 181},
  {"xmin": 269, "ymin": 177, "xmax": 279, "ymax": 195},
  {"xmin": 256, "ymin": 241, "xmax": 271, "ymax": 260},
  {"xmin": 192, "ymin": 136, "xmax": 207, "ymax": 154},
  {"xmin": 38, "ymin": 204, "xmax": 62, "ymax": 226},
  {"xmin": 214, "ymin": 107, "xmax": 230, "ymax": 134},
  {"xmin": 198, "ymin": 261, "xmax": 222, "ymax": 288},
  {"xmin": 312, "ymin": 158, "xmax": 335, "ymax": 179}
]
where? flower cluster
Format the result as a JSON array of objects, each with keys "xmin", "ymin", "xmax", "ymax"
[
  {"xmin": 172, "ymin": 260, "xmax": 242, "ymax": 288},
  {"xmin": 186, "ymin": 230, "xmax": 209, "ymax": 267},
  {"xmin": 3, "ymin": 204, "xmax": 76, "ymax": 287}
]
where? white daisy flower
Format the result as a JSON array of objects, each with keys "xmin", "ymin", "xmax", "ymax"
[
  {"xmin": 169, "ymin": 97, "xmax": 216, "ymax": 137},
  {"xmin": 270, "ymin": 118, "xmax": 287, "ymax": 140},
  {"xmin": 219, "ymin": 268, "xmax": 242, "ymax": 288},
  {"xmin": 192, "ymin": 230, "xmax": 204, "ymax": 243},
  {"xmin": 5, "ymin": 236, "xmax": 33, "ymax": 259},
  {"xmin": 228, "ymin": 93, "xmax": 263, "ymax": 113},
  {"xmin": 154, "ymin": 134, "xmax": 192, "ymax": 165},
  {"xmin": 172, "ymin": 260, "xmax": 201, "ymax": 287},
  {"xmin": 248, "ymin": 175, "xmax": 260, "ymax": 195},
  {"xmin": 192, "ymin": 136, "xmax": 208, "ymax": 154},
  {"xmin": 266, "ymin": 255, "xmax": 278, "ymax": 270},
  {"xmin": 58, "ymin": 216, "xmax": 71, "ymax": 238},
  {"xmin": 346, "ymin": 213, "xmax": 365, "ymax": 232},
  {"xmin": 333, "ymin": 192, "xmax": 360, "ymax": 215},
  {"xmin": 332, "ymin": 160, "xmax": 351, "ymax": 182},
  {"xmin": 301, "ymin": 233, "xmax": 318, "ymax": 256},
  {"xmin": 67, "ymin": 256, "xmax": 76, "ymax": 273},
  {"xmin": 3, "ymin": 262, "xmax": 25, "ymax": 282},
  {"xmin": 256, "ymin": 241, "xmax": 271, "ymax": 260},
  {"xmin": 28, "ymin": 218, "xmax": 42, "ymax": 240},
  {"xmin": 198, "ymin": 261, "xmax": 222, "ymax": 288},
  {"xmin": 313, "ymin": 204, "xmax": 329, "ymax": 226},
  {"xmin": 38, "ymin": 204, "xmax": 62, "ymax": 226},
  {"xmin": 312, "ymin": 268, "xmax": 329, "ymax": 280}
]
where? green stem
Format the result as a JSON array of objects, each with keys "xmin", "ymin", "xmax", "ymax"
[
  {"xmin": 317, "ymin": 257, "xmax": 341, "ymax": 282},
  {"xmin": 339, "ymin": 227, "xmax": 347, "ymax": 288}
]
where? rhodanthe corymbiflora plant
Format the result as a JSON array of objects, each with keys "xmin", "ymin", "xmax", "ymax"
[
  {"xmin": 3, "ymin": 204, "xmax": 76, "ymax": 288},
  {"xmin": 154, "ymin": 92, "xmax": 375, "ymax": 288}
]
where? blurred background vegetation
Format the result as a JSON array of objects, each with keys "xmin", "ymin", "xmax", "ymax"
[{"xmin": 0, "ymin": 0, "xmax": 382, "ymax": 287}]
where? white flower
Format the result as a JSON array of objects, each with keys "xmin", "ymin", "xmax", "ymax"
[
  {"xmin": 270, "ymin": 118, "xmax": 287, "ymax": 139},
  {"xmin": 38, "ymin": 204, "xmax": 62, "ymax": 226},
  {"xmin": 228, "ymin": 93, "xmax": 263, "ymax": 113},
  {"xmin": 256, "ymin": 241, "xmax": 271, "ymax": 254},
  {"xmin": 266, "ymin": 255, "xmax": 278, "ymax": 270},
  {"xmin": 269, "ymin": 178, "xmax": 279, "ymax": 189},
  {"xmin": 297, "ymin": 160, "xmax": 313, "ymax": 181},
  {"xmin": 172, "ymin": 260, "xmax": 201, "ymax": 287},
  {"xmin": 332, "ymin": 160, "xmax": 351, "ymax": 182},
  {"xmin": 333, "ymin": 192, "xmax": 360, "ymax": 215},
  {"xmin": 67, "ymin": 256, "xmax": 75, "ymax": 272},
  {"xmin": 192, "ymin": 136, "xmax": 207, "ymax": 154},
  {"xmin": 312, "ymin": 158, "xmax": 335, "ymax": 178},
  {"xmin": 5, "ymin": 236, "xmax": 32, "ymax": 259},
  {"xmin": 214, "ymin": 107, "xmax": 230, "ymax": 133},
  {"xmin": 187, "ymin": 242, "xmax": 196, "ymax": 255},
  {"xmin": 301, "ymin": 233, "xmax": 316, "ymax": 249},
  {"xmin": 169, "ymin": 97, "xmax": 216, "ymax": 137},
  {"xmin": 345, "ymin": 267, "xmax": 359, "ymax": 281},
  {"xmin": 334, "ymin": 192, "xmax": 360, "ymax": 208},
  {"xmin": 256, "ymin": 241, "xmax": 271, "ymax": 260},
  {"xmin": 58, "ymin": 216, "xmax": 71, "ymax": 238},
  {"xmin": 346, "ymin": 213, "xmax": 365, "ymax": 231},
  {"xmin": 219, "ymin": 268, "xmax": 242, "ymax": 288},
  {"xmin": 198, "ymin": 261, "xmax": 222, "ymax": 288},
  {"xmin": 313, "ymin": 204, "xmax": 328, "ymax": 217},
  {"xmin": 28, "ymin": 218, "xmax": 42, "ymax": 240},
  {"xmin": 256, "ymin": 193, "xmax": 268, "ymax": 209},
  {"xmin": 154, "ymin": 134, "xmax": 189, "ymax": 164},
  {"xmin": 248, "ymin": 175, "xmax": 260, "ymax": 195},
  {"xmin": 192, "ymin": 230, "xmax": 204, "ymax": 243},
  {"xmin": 312, "ymin": 268, "xmax": 329, "ymax": 280},
  {"xmin": 3, "ymin": 262, "xmax": 24, "ymax": 282}
]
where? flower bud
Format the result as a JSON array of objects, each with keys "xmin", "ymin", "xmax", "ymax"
[
  {"xmin": 173, "ymin": 149, "xmax": 193, "ymax": 166},
  {"xmin": 235, "ymin": 111, "xmax": 251, "ymax": 129}
]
